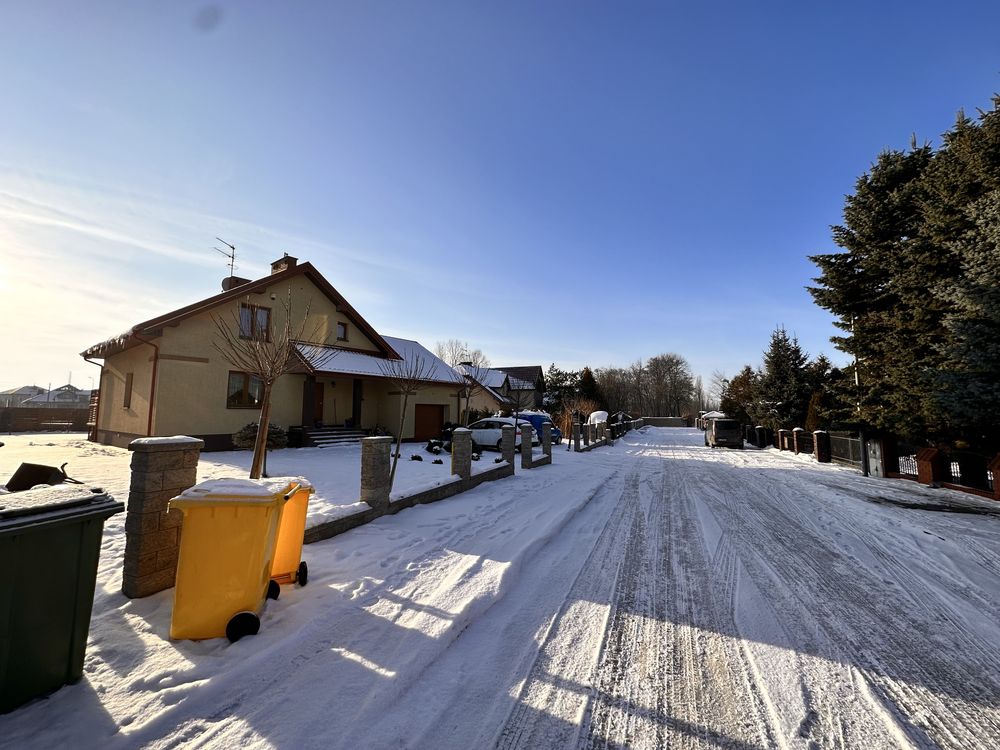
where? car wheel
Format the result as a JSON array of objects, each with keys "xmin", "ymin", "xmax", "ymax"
[{"xmin": 496, "ymin": 439, "xmax": 503, "ymax": 452}]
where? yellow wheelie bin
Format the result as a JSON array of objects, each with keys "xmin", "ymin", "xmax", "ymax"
[
  {"xmin": 269, "ymin": 478, "xmax": 314, "ymax": 586},
  {"xmin": 168, "ymin": 478, "xmax": 297, "ymax": 642}
]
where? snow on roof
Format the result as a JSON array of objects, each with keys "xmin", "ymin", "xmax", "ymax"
[
  {"xmin": 702, "ymin": 411, "xmax": 727, "ymax": 418},
  {"xmin": 455, "ymin": 364, "xmax": 508, "ymax": 389},
  {"xmin": 296, "ymin": 336, "xmax": 464, "ymax": 384}
]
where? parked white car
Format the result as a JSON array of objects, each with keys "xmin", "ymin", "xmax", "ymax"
[{"xmin": 467, "ymin": 417, "xmax": 539, "ymax": 451}]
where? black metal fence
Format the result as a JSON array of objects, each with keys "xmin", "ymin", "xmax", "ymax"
[
  {"xmin": 794, "ymin": 431, "xmax": 814, "ymax": 454},
  {"xmin": 947, "ymin": 452, "xmax": 995, "ymax": 492},
  {"xmin": 829, "ymin": 431, "xmax": 863, "ymax": 469},
  {"xmin": 897, "ymin": 454, "xmax": 918, "ymax": 476}
]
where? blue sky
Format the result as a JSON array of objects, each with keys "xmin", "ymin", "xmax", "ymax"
[{"xmin": 3, "ymin": 1, "xmax": 1000, "ymax": 392}]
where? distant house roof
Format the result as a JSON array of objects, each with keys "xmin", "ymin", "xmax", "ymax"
[
  {"xmin": 496, "ymin": 366, "xmax": 544, "ymax": 390},
  {"xmin": 295, "ymin": 336, "xmax": 464, "ymax": 385},
  {"xmin": 81, "ymin": 261, "xmax": 399, "ymax": 361},
  {"xmin": 507, "ymin": 376, "xmax": 535, "ymax": 391},
  {"xmin": 455, "ymin": 364, "xmax": 508, "ymax": 390},
  {"xmin": 702, "ymin": 410, "xmax": 727, "ymax": 419},
  {"xmin": 0, "ymin": 385, "xmax": 47, "ymax": 396}
]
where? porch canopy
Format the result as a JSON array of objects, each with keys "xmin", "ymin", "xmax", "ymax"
[{"xmin": 295, "ymin": 336, "xmax": 464, "ymax": 384}]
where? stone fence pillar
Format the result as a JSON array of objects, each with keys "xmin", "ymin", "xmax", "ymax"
[
  {"xmin": 777, "ymin": 429, "xmax": 791, "ymax": 451},
  {"xmin": 990, "ymin": 455, "xmax": 1000, "ymax": 501},
  {"xmin": 520, "ymin": 425, "xmax": 534, "ymax": 469},
  {"xmin": 572, "ymin": 423, "xmax": 581, "ymax": 452},
  {"xmin": 501, "ymin": 425, "xmax": 516, "ymax": 465},
  {"xmin": 360, "ymin": 436, "xmax": 392, "ymax": 510},
  {"xmin": 123, "ymin": 436, "xmax": 203, "ymax": 599},
  {"xmin": 542, "ymin": 423, "xmax": 552, "ymax": 456},
  {"xmin": 583, "ymin": 423, "xmax": 591, "ymax": 448},
  {"xmin": 916, "ymin": 447, "xmax": 947, "ymax": 485},
  {"xmin": 451, "ymin": 428, "xmax": 472, "ymax": 483},
  {"xmin": 755, "ymin": 426, "xmax": 767, "ymax": 449},
  {"xmin": 813, "ymin": 431, "xmax": 831, "ymax": 463}
]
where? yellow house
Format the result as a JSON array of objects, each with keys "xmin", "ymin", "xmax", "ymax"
[{"xmin": 82, "ymin": 256, "xmax": 466, "ymax": 449}]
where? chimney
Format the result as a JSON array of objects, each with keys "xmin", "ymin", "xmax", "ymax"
[
  {"xmin": 271, "ymin": 253, "xmax": 298, "ymax": 275},
  {"xmin": 221, "ymin": 276, "xmax": 252, "ymax": 292}
]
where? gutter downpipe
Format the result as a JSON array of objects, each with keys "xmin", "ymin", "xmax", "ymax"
[
  {"xmin": 132, "ymin": 332, "xmax": 160, "ymax": 437},
  {"xmin": 83, "ymin": 355, "xmax": 104, "ymax": 442}
]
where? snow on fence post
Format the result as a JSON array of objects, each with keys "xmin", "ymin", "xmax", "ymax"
[
  {"xmin": 520, "ymin": 424, "xmax": 533, "ymax": 469},
  {"xmin": 542, "ymin": 423, "xmax": 552, "ymax": 456},
  {"xmin": 813, "ymin": 431, "xmax": 831, "ymax": 463},
  {"xmin": 573, "ymin": 423, "xmax": 582, "ymax": 452},
  {"xmin": 501, "ymin": 424, "xmax": 516, "ymax": 466},
  {"xmin": 451, "ymin": 428, "xmax": 472, "ymax": 483},
  {"xmin": 123, "ymin": 436, "xmax": 203, "ymax": 599},
  {"xmin": 792, "ymin": 427, "xmax": 805, "ymax": 454},
  {"xmin": 360, "ymin": 436, "xmax": 392, "ymax": 511},
  {"xmin": 915, "ymin": 447, "xmax": 946, "ymax": 486}
]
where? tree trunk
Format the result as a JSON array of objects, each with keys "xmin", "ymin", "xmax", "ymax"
[
  {"xmin": 249, "ymin": 382, "xmax": 273, "ymax": 479},
  {"xmin": 388, "ymin": 391, "xmax": 408, "ymax": 490}
]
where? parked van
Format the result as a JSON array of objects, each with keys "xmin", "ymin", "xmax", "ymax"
[{"xmin": 705, "ymin": 418, "xmax": 743, "ymax": 448}]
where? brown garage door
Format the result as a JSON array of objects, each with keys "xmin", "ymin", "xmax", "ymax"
[{"xmin": 413, "ymin": 404, "xmax": 445, "ymax": 441}]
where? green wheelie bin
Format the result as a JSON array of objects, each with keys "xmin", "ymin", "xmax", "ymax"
[{"xmin": 0, "ymin": 485, "xmax": 123, "ymax": 713}]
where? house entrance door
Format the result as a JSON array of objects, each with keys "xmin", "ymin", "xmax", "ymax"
[
  {"xmin": 314, "ymin": 382, "xmax": 325, "ymax": 425},
  {"xmin": 351, "ymin": 379, "xmax": 363, "ymax": 428},
  {"xmin": 413, "ymin": 404, "xmax": 445, "ymax": 442}
]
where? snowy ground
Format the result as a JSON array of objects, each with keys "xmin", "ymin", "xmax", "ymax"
[
  {"xmin": 4, "ymin": 428, "xmax": 1000, "ymax": 748},
  {"xmin": 0, "ymin": 433, "xmax": 497, "ymax": 528}
]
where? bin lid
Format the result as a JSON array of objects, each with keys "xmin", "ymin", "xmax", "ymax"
[
  {"xmin": 0, "ymin": 485, "xmax": 123, "ymax": 530},
  {"xmin": 171, "ymin": 477, "xmax": 312, "ymax": 506}
]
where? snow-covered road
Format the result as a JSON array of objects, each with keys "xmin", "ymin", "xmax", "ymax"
[{"xmin": 6, "ymin": 428, "xmax": 1000, "ymax": 749}]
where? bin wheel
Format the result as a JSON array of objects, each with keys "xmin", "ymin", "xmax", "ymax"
[
  {"xmin": 267, "ymin": 579, "xmax": 281, "ymax": 600},
  {"xmin": 226, "ymin": 611, "xmax": 260, "ymax": 643},
  {"xmin": 297, "ymin": 561, "xmax": 309, "ymax": 586}
]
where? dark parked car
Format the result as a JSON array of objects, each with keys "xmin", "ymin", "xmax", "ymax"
[
  {"xmin": 705, "ymin": 418, "xmax": 743, "ymax": 448},
  {"xmin": 516, "ymin": 413, "xmax": 561, "ymax": 445}
]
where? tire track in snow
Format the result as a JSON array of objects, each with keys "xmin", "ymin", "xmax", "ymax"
[{"xmin": 687, "ymin": 441, "xmax": 1000, "ymax": 748}]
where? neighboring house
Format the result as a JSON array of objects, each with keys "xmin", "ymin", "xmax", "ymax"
[
  {"xmin": 20, "ymin": 384, "xmax": 92, "ymax": 408},
  {"xmin": 495, "ymin": 366, "xmax": 546, "ymax": 409},
  {"xmin": 454, "ymin": 363, "xmax": 511, "ymax": 420},
  {"xmin": 0, "ymin": 385, "xmax": 48, "ymax": 408},
  {"xmin": 81, "ymin": 255, "xmax": 467, "ymax": 449}
]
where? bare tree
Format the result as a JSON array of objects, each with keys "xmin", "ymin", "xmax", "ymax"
[
  {"xmin": 213, "ymin": 291, "xmax": 338, "ymax": 479},
  {"xmin": 505, "ymin": 385, "xmax": 535, "ymax": 474},
  {"xmin": 377, "ymin": 353, "xmax": 437, "ymax": 490},
  {"xmin": 456, "ymin": 349, "xmax": 493, "ymax": 425},
  {"xmin": 433, "ymin": 339, "xmax": 489, "ymax": 368}
]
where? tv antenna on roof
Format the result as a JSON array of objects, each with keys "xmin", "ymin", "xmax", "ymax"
[{"xmin": 214, "ymin": 237, "xmax": 237, "ymax": 276}]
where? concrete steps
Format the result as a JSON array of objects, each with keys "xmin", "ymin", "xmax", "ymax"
[{"xmin": 304, "ymin": 426, "xmax": 367, "ymax": 447}]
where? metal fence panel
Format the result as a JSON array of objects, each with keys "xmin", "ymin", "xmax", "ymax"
[{"xmin": 829, "ymin": 432, "xmax": 863, "ymax": 468}]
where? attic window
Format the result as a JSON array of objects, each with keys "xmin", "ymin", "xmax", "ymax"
[
  {"xmin": 239, "ymin": 303, "xmax": 271, "ymax": 342},
  {"xmin": 336, "ymin": 322, "xmax": 348, "ymax": 341}
]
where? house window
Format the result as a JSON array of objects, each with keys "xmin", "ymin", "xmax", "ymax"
[
  {"xmin": 123, "ymin": 372, "xmax": 133, "ymax": 409},
  {"xmin": 239, "ymin": 303, "xmax": 271, "ymax": 341},
  {"xmin": 336, "ymin": 321, "xmax": 348, "ymax": 341},
  {"xmin": 227, "ymin": 372, "xmax": 264, "ymax": 408}
]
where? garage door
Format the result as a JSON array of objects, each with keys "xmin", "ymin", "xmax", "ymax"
[{"xmin": 413, "ymin": 404, "xmax": 445, "ymax": 441}]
